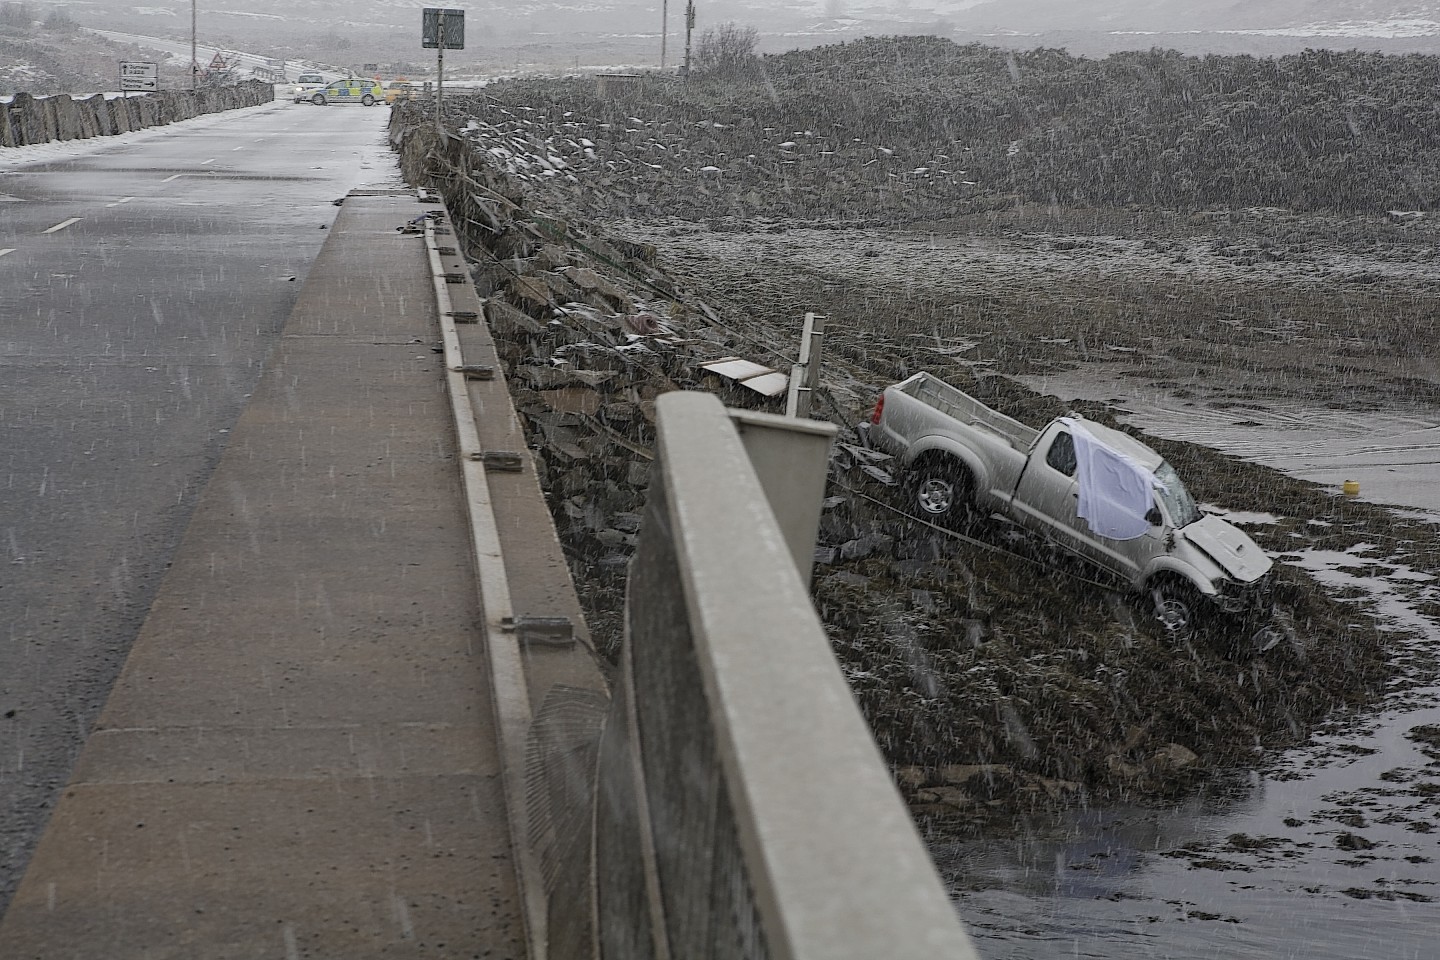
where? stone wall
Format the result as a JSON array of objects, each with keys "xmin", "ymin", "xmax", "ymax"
[{"xmin": 0, "ymin": 81, "xmax": 274, "ymax": 149}]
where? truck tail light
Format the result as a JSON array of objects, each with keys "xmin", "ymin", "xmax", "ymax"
[{"xmin": 870, "ymin": 393, "xmax": 885, "ymax": 424}]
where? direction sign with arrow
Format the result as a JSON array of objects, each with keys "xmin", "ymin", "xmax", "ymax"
[{"xmin": 119, "ymin": 61, "xmax": 159, "ymax": 92}]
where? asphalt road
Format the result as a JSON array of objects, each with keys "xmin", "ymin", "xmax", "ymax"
[{"xmin": 0, "ymin": 98, "xmax": 401, "ymax": 912}]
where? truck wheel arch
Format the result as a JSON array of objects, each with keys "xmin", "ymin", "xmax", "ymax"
[
  {"xmin": 907, "ymin": 444, "xmax": 989, "ymax": 494},
  {"xmin": 908, "ymin": 452, "xmax": 980, "ymax": 525}
]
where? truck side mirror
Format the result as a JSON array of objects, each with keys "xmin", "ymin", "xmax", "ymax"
[{"xmin": 1145, "ymin": 506, "xmax": 1162, "ymax": 526}]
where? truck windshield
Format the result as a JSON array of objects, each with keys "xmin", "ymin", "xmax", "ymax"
[{"xmin": 1154, "ymin": 462, "xmax": 1201, "ymax": 527}]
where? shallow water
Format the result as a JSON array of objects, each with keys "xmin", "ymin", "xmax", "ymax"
[{"xmin": 942, "ymin": 686, "xmax": 1440, "ymax": 959}]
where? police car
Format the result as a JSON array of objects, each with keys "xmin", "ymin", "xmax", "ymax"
[{"xmin": 307, "ymin": 78, "xmax": 385, "ymax": 106}]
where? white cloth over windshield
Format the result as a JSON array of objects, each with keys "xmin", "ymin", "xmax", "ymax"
[{"xmin": 1061, "ymin": 418, "xmax": 1160, "ymax": 541}]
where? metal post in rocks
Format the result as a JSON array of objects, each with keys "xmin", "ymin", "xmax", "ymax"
[{"xmin": 786, "ymin": 312, "xmax": 826, "ymax": 420}]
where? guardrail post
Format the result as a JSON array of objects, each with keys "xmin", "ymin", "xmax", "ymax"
[
  {"xmin": 729, "ymin": 409, "xmax": 833, "ymax": 588},
  {"xmin": 784, "ymin": 312, "xmax": 826, "ymax": 420}
]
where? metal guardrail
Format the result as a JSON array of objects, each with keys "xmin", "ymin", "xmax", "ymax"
[{"xmin": 528, "ymin": 391, "xmax": 978, "ymax": 959}]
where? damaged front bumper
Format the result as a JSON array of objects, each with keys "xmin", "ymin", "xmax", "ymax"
[{"xmin": 1213, "ymin": 570, "xmax": 1276, "ymax": 616}]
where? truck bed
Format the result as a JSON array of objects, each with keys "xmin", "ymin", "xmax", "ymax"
[{"xmin": 899, "ymin": 374, "xmax": 1039, "ymax": 452}]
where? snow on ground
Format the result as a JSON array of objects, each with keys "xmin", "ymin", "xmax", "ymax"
[
  {"xmin": 0, "ymin": 99, "xmax": 284, "ymax": 169},
  {"xmin": 617, "ymin": 219, "xmax": 1440, "ymax": 291},
  {"xmin": 1226, "ymin": 19, "xmax": 1440, "ymax": 39}
]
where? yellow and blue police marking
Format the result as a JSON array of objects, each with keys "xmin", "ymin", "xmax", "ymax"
[{"xmin": 319, "ymin": 79, "xmax": 385, "ymax": 103}]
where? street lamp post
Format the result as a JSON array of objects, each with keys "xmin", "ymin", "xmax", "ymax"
[{"xmin": 191, "ymin": 0, "xmax": 197, "ymax": 90}]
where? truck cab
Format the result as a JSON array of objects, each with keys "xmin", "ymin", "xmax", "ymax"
[{"xmin": 1009, "ymin": 421, "xmax": 1271, "ymax": 625}]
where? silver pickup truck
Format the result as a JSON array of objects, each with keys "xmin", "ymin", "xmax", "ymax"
[{"xmin": 865, "ymin": 372, "xmax": 1273, "ymax": 631}]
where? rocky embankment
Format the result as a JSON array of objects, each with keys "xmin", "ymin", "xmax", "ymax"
[{"xmin": 386, "ymin": 62, "xmax": 1424, "ymax": 824}]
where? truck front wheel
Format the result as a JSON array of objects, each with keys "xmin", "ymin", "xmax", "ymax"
[
  {"xmin": 1150, "ymin": 580, "xmax": 1205, "ymax": 635},
  {"xmin": 911, "ymin": 458, "xmax": 975, "ymax": 528}
]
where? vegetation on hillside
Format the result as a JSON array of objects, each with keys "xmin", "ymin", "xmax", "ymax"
[
  {"xmin": 486, "ymin": 36, "xmax": 1440, "ymax": 218},
  {"xmin": 0, "ymin": 2, "xmax": 191, "ymax": 95},
  {"xmin": 751, "ymin": 37, "xmax": 1440, "ymax": 212}
]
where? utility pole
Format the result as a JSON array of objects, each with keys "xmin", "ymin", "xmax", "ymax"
[
  {"xmin": 683, "ymin": 0, "xmax": 695, "ymax": 76},
  {"xmin": 190, "ymin": 0, "xmax": 197, "ymax": 90},
  {"xmin": 661, "ymin": 0, "xmax": 668, "ymax": 70}
]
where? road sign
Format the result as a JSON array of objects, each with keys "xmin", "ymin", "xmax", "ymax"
[
  {"xmin": 119, "ymin": 61, "xmax": 159, "ymax": 92},
  {"xmin": 208, "ymin": 52, "xmax": 228, "ymax": 70},
  {"xmin": 421, "ymin": 8, "xmax": 464, "ymax": 49}
]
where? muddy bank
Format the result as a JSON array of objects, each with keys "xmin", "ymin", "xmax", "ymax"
[
  {"xmin": 386, "ymin": 57, "xmax": 1439, "ymax": 822},
  {"xmin": 631, "ymin": 212, "xmax": 1440, "ymax": 816},
  {"xmin": 817, "ymin": 381, "xmax": 1399, "ymax": 820}
]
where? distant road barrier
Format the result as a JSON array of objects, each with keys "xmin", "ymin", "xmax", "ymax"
[
  {"xmin": 0, "ymin": 80, "xmax": 274, "ymax": 149},
  {"xmin": 527, "ymin": 392, "xmax": 980, "ymax": 959}
]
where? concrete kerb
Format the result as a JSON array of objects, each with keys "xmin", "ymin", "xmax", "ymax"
[{"xmin": 425, "ymin": 211, "xmax": 549, "ymax": 960}]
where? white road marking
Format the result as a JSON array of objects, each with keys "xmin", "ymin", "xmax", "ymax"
[
  {"xmin": 201, "ymin": 158, "xmax": 216, "ymax": 164},
  {"xmin": 161, "ymin": 174, "xmax": 182, "ymax": 182},
  {"xmin": 232, "ymin": 145, "xmax": 245, "ymax": 151},
  {"xmin": 105, "ymin": 196, "xmax": 135, "ymax": 207},
  {"xmin": 42, "ymin": 218, "xmax": 81, "ymax": 234},
  {"xmin": 0, "ymin": 248, "xmax": 15, "ymax": 258}
]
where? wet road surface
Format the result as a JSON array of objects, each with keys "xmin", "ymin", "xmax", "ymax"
[{"xmin": 0, "ymin": 99, "xmax": 400, "ymax": 911}]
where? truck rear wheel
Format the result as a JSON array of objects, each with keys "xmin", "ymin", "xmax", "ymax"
[{"xmin": 911, "ymin": 457, "xmax": 975, "ymax": 528}]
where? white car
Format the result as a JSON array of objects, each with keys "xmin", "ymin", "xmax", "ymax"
[{"xmin": 291, "ymin": 73, "xmax": 326, "ymax": 103}]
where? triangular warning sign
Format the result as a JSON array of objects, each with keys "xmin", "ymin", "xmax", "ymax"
[{"xmin": 208, "ymin": 53, "xmax": 226, "ymax": 69}]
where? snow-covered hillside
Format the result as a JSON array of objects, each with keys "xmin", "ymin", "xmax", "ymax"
[{"xmin": 62, "ymin": 0, "xmax": 1440, "ymax": 66}]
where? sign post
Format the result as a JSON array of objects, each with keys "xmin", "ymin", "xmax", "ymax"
[
  {"xmin": 119, "ymin": 61, "xmax": 159, "ymax": 97},
  {"xmin": 421, "ymin": 8, "xmax": 464, "ymax": 131}
]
